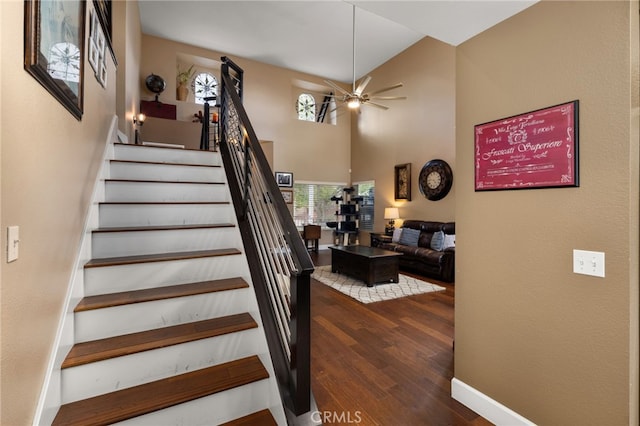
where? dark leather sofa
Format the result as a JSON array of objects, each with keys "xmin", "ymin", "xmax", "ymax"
[{"xmin": 378, "ymin": 220, "xmax": 455, "ymax": 283}]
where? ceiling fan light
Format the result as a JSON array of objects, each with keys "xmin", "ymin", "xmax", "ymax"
[{"xmin": 347, "ymin": 97, "xmax": 360, "ymax": 109}]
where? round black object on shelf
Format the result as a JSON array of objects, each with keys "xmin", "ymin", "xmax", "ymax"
[{"xmin": 145, "ymin": 74, "xmax": 166, "ymax": 101}]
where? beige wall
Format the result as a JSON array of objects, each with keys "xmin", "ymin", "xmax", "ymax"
[
  {"xmin": 351, "ymin": 36, "xmax": 456, "ymax": 234},
  {"xmin": 0, "ymin": 1, "xmax": 118, "ymax": 424},
  {"xmin": 140, "ymin": 34, "xmax": 352, "ymax": 184},
  {"xmin": 455, "ymin": 1, "xmax": 638, "ymax": 425}
]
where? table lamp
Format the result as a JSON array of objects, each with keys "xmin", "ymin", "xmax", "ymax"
[{"xmin": 384, "ymin": 207, "xmax": 400, "ymax": 235}]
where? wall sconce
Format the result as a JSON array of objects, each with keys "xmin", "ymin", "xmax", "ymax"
[
  {"xmin": 133, "ymin": 113, "xmax": 145, "ymax": 145},
  {"xmin": 384, "ymin": 207, "xmax": 400, "ymax": 235}
]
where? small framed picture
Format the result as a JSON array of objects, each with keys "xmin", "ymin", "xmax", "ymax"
[
  {"xmin": 394, "ymin": 163, "xmax": 411, "ymax": 200},
  {"xmin": 281, "ymin": 189, "xmax": 293, "ymax": 204},
  {"xmin": 88, "ymin": 38, "xmax": 99, "ymax": 72},
  {"xmin": 98, "ymin": 60, "xmax": 107, "ymax": 87},
  {"xmin": 275, "ymin": 171, "xmax": 293, "ymax": 187}
]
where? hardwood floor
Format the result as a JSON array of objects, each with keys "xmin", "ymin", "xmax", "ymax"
[{"xmin": 308, "ymin": 249, "xmax": 492, "ymax": 426}]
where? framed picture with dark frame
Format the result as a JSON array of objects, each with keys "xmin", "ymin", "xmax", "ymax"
[
  {"xmin": 24, "ymin": 0, "xmax": 86, "ymax": 120},
  {"xmin": 394, "ymin": 163, "xmax": 411, "ymax": 200},
  {"xmin": 92, "ymin": 0, "xmax": 116, "ymax": 63},
  {"xmin": 281, "ymin": 189, "xmax": 293, "ymax": 204},
  {"xmin": 474, "ymin": 100, "xmax": 579, "ymax": 191},
  {"xmin": 275, "ymin": 171, "xmax": 293, "ymax": 187}
]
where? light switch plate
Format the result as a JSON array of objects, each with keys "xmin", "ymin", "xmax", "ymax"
[
  {"xmin": 7, "ymin": 226, "xmax": 19, "ymax": 262},
  {"xmin": 573, "ymin": 249, "xmax": 605, "ymax": 278}
]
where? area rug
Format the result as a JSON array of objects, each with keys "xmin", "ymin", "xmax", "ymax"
[{"xmin": 311, "ymin": 265, "xmax": 446, "ymax": 304}]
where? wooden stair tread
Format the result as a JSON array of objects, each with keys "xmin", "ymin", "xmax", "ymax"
[
  {"xmin": 84, "ymin": 248, "xmax": 241, "ymax": 268},
  {"xmin": 75, "ymin": 278, "xmax": 249, "ymax": 312},
  {"xmin": 53, "ymin": 355, "xmax": 269, "ymax": 426},
  {"xmin": 220, "ymin": 409, "xmax": 277, "ymax": 426},
  {"xmin": 106, "ymin": 178, "xmax": 224, "ymax": 185},
  {"xmin": 111, "ymin": 159, "xmax": 221, "ymax": 168},
  {"xmin": 100, "ymin": 201, "xmax": 230, "ymax": 205},
  {"xmin": 62, "ymin": 313, "xmax": 257, "ymax": 368},
  {"xmin": 114, "ymin": 142, "xmax": 214, "ymax": 153},
  {"xmin": 93, "ymin": 223, "xmax": 235, "ymax": 233}
]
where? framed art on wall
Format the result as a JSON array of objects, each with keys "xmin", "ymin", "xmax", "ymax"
[
  {"xmin": 474, "ymin": 100, "xmax": 579, "ymax": 191},
  {"xmin": 281, "ymin": 189, "xmax": 293, "ymax": 204},
  {"xmin": 24, "ymin": 0, "xmax": 86, "ymax": 120},
  {"xmin": 92, "ymin": 0, "xmax": 116, "ymax": 62},
  {"xmin": 275, "ymin": 171, "xmax": 293, "ymax": 187},
  {"xmin": 394, "ymin": 163, "xmax": 411, "ymax": 200},
  {"xmin": 88, "ymin": 8, "xmax": 107, "ymax": 88}
]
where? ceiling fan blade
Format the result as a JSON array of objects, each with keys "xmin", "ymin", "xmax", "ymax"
[
  {"xmin": 370, "ymin": 96, "xmax": 407, "ymax": 101},
  {"xmin": 354, "ymin": 75, "xmax": 372, "ymax": 96},
  {"xmin": 364, "ymin": 101, "xmax": 389, "ymax": 110},
  {"xmin": 367, "ymin": 83, "xmax": 404, "ymax": 97},
  {"xmin": 324, "ymin": 80, "xmax": 350, "ymax": 96}
]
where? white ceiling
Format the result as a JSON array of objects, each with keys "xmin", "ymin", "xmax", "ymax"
[{"xmin": 139, "ymin": 0, "xmax": 537, "ymax": 84}]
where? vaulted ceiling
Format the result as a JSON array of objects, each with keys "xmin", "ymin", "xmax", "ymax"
[{"xmin": 139, "ymin": 1, "xmax": 537, "ymax": 83}]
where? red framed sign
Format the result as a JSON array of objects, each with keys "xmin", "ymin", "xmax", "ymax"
[{"xmin": 475, "ymin": 100, "xmax": 579, "ymax": 191}]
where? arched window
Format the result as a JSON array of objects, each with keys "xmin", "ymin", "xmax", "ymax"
[
  {"xmin": 192, "ymin": 72, "xmax": 218, "ymax": 105},
  {"xmin": 297, "ymin": 93, "xmax": 316, "ymax": 122}
]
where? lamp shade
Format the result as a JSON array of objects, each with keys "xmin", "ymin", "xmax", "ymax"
[{"xmin": 384, "ymin": 207, "xmax": 399, "ymax": 220}]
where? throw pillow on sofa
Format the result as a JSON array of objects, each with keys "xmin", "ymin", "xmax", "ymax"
[
  {"xmin": 398, "ymin": 228, "xmax": 420, "ymax": 246},
  {"xmin": 443, "ymin": 234, "xmax": 456, "ymax": 249},
  {"xmin": 392, "ymin": 228, "xmax": 403, "ymax": 243},
  {"xmin": 430, "ymin": 230, "xmax": 445, "ymax": 251}
]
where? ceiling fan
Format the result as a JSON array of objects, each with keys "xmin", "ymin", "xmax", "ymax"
[{"xmin": 324, "ymin": 4, "xmax": 406, "ymax": 111}]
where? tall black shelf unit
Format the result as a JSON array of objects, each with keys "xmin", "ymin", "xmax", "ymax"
[{"xmin": 330, "ymin": 187, "xmax": 363, "ymax": 246}]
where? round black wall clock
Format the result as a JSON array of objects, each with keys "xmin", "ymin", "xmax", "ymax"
[{"xmin": 418, "ymin": 159, "xmax": 453, "ymax": 201}]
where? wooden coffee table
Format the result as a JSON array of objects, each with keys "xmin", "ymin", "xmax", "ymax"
[{"xmin": 329, "ymin": 245, "xmax": 403, "ymax": 287}]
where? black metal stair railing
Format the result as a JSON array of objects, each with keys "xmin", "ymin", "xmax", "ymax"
[{"xmin": 215, "ymin": 56, "xmax": 314, "ymax": 418}]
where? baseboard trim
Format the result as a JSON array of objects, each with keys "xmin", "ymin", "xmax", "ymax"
[{"xmin": 451, "ymin": 378, "xmax": 536, "ymax": 426}]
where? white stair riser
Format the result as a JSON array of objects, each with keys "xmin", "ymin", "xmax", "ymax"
[
  {"xmin": 110, "ymin": 162, "xmax": 225, "ymax": 183},
  {"xmin": 92, "ymin": 227, "xmax": 241, "ymax": 258},
  {"xmin": 100, "ymin": 204, "xmax": 235, "ymax": 228},
  {"xmin": 105, "ymin": 181, "xmax": 229, "ymax": 202},
  {"xmin": 114, "ymin": 144, "xmax": 220, "ymax": 166},
  {"xmin": 64, "ymin": 143, "xmax": 287, "ymax": 423},
  {"xmin": 113, "ymin": 380, "xmax": 275, "ymax": 426},
  {"xmin": 62, "ymin": 329, "xmax": 264, "ymax": 403},
  {"xmin": 84, "ymin": 255, "xmax": 250, "ymax": 296},
  {"xmin": 99, "ymin": 203, "xmax": 235, "ymax": 227},
  {"xmin": 75, "ymin": 288, "xmax": 253, "ymax": 342}
]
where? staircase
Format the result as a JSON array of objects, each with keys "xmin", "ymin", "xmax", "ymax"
[{"xmin": 52, "ymin": 143, "xmax": 285, "ymax": 425}]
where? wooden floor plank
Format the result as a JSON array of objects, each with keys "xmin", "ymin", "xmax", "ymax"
[
  {"xmin": 62, "ymin": 313, "xmax": 257, "ymax": 368},
  {"xmin": 75, "ymin": 277, "xmax": 249, "ymax": 312},
  {"xmin": 309, "ymin": 249, "xmax": 493, "ymax": 426},
  {"xmin": 219, "ymin": 409, "xmax": 277, "ymax": 426},
  {"xmin": 53, "ymin": 355, "xmax": 269, "ymax": 426}
]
